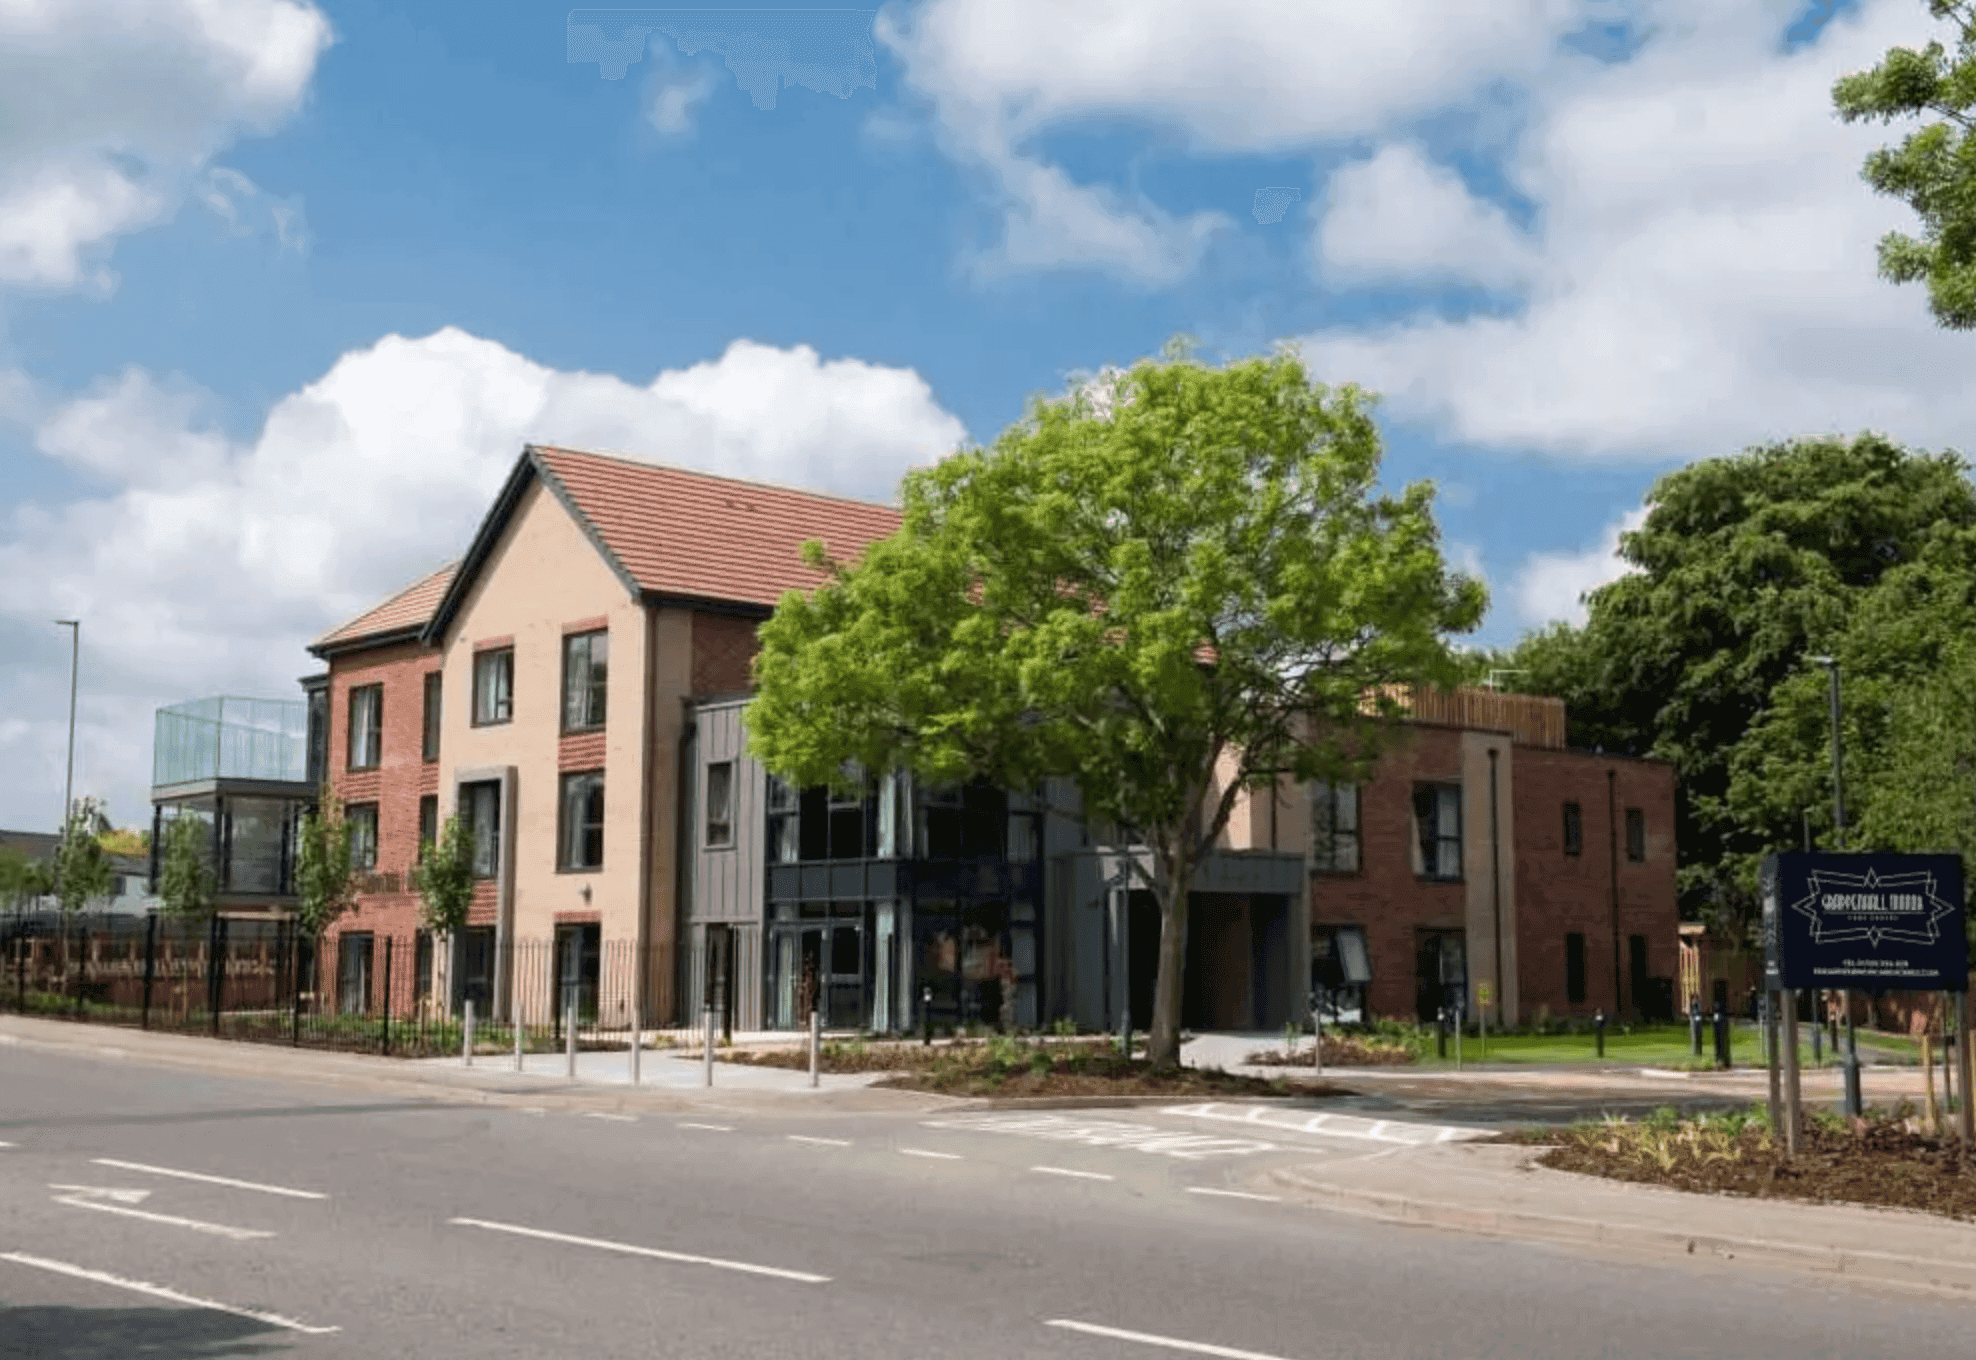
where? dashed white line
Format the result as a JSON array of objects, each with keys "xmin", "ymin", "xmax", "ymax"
[
  {"xmin": 449, "ymin": 1216, "xmax": 829, "ymax": 1283},
  {"xmin": 678, "ymin": 1122, "xmax": 733, "ymax": 1132},
  {"xmin": 1045, "ymin": 1319, "xmax": 1296, "ymax": 1359},
  {"xmin": 1185, "ymin": 1187, "xmax": 1280, "ymax": 1202},
  {"xmin": 92, "ymin": 1158, "xmax": 327, "ymax": 1200},
  {"xmin": 583, "ymin": 1112, "xmax": 637, "ymax": 1122},
  {"xmin": 787, "ymin": 1135, "xmax": 851, "ymax": 1147},
  {"xmin": 898, "ymin": 1148, "xmax": 962, "ymax": 1160},
  {"xmin": 0, "ymin": 1251, "xmax": 338, "ymax": 1334},
  {"xmin": 1030, "ymin": 1165, "xmax": 1113, "ymax": 1181},
  {"xmin": 51, "ymin": 1195, "xmax": 273, "ymax": 1241}
]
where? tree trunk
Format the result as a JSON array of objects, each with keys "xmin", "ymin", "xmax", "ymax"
[{"xmin": 1145, "ymin": 861, "xmax": 1192, "ymax": 1070}]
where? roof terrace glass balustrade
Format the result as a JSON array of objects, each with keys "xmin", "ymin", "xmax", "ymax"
[{"xmin": 153, "ymin": 696, "xmax": 308, "ymax": 787}]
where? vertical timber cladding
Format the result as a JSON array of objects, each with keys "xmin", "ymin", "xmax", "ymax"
[
  {"xmin": 684, "ymin": 695, "xmax": 766, "ymax": 1030},
  {"xmin": 1762, "ymin": 852, "xmax": 1970, "ymax": 993}
]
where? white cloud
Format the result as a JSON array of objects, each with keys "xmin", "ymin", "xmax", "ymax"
[
  {"xmin": 879, "ymin": 0, "xmax": 1592, "ymax": 286},
  {"xmin": 198, "ymin": 166, "xmax": 309, "ymax": 253},
  {"xmin": 1315, "ymin": 144, "xmax": 1538, "ymax": 290},
  {"xmin": 1511, "ymin": 506, "xmax": 1647, "ymax": 628},
  {"xmin": 1297, "ymin": 0, "xmax": 1976, "ymax": 460},
  {"xmin": 649, "ymin": 69, "xmax": 718, "ymax": 136},
  {"xmin": 0, "ymin": 330, "xmax": 970, "ymax": 829},
  {"xmin": 0, "ymin": 0, "xmax": 330, "ymax": 290}
]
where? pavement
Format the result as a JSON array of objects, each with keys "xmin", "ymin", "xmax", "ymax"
[{"xmin": 5, "ymin": 1012, "xmax": 1974, "ymax": 1309}]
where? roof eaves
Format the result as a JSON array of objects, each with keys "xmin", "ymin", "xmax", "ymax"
[
  {"xmin": 528, "ymin": 446, "xmax": 645, "ymax": 605},
  {"xmin": 308, "ymin": 624, "xmax": 428, "ymax": 661},
  {"xmin": 419, "ymin": 452, "xmax": 546, "ymax": 647}
]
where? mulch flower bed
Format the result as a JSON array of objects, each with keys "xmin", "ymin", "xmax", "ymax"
[
  {"xmin": 1510, "ymin": 1107, "xmax": 1976, "ymax": 1220},
  {"xmin": 712, "ymin": 1035, "xmax": 1350, "ymax": 1098},
  {"xmin": 1245, "ymin": 1035, "xmax": 1418, "ymax": 1067}
]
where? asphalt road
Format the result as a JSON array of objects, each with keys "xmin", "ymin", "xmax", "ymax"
[{"xmin": 1, "ymin": 1044, "xmax": 1970, "ymax": 1359}]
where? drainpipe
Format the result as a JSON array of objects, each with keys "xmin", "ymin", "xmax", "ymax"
[
  {"xmin": 1608, "ymin": 768, "xmax": 1623, "ymax": 1019},
  {"xmin": 1489, "ymin": 748, "xmax": 1503, "ymax": 1028}
]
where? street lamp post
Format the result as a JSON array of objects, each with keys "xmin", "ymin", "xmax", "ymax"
[
  {"xmin": 54, "ymin": 618, "xmax": 79, "ymax": 838},
  {"xmin": 1809, "ymin": 654, "xmax": 1862, "ymax": 1117}
]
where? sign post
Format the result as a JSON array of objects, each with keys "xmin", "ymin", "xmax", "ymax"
[{"xmin": 1763, "ymin": 852, "xmax": 1969, "ymax": 1135}]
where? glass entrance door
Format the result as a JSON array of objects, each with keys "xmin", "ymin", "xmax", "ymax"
[{"xmin": 769, "ymin": 917, "xmax": 867, "ymax": 1030}]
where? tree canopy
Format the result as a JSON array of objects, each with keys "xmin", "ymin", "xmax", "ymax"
[
  {"xmin": 412, "ymin": 814, "xmax": 475, "ymax": 937},
  {"xmin": 293, "ymin": 784, "xmax": 357, "ymax": 939},
  {"xmin": 51, "ymin": 797, "xmax": 115, "ymax": 917},
  {"xmin": 747, "ymin": 341, "xmax": 1485, "ymax": 1066},
  {"xmin": 1502, "ymin": 433, "xmax": 1976, "ymax": 937},
  {"xmin": 156, "ymin": 813, "xmax": 218, "ymax": 920},
  {"xmin": 1834, "ymin": 1, "xmax": 1976, "ymax": 328}
]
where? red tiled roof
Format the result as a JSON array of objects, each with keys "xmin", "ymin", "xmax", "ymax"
[
  {"xmin": 313, "ymin": 561, "xmax": 458, "ymax": 652},
  {"xmin": 531, "ymin": 446, "xmax": 903, "ymax": 609}
]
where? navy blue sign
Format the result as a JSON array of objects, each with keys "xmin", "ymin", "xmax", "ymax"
[{"xmin": 1761, "ymin": 852, "xmax": 1968, "ymax": 992}]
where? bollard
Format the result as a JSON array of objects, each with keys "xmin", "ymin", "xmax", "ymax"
[
  {"xmin": 630, "ymin": 1002, "xmax": 642, "ymax": 1087},
  {"xmin": 565, "ymin": 988, "xmax": 578, "ymax": 1080},
  {"xmin": 1594, "ymin": 1010, "xmax": 1606, "ymax": 1060},
  {"xmin": 1712, "ymin": 1002, "xmax": 1730, "ymax": 1069},
  {"xmin": 920, "ymin": 985, "xmax": 932, "ymax": 1046},
  {"xmin": 1688, "ymin": 998, "xmax": 1702, "ymax": 1058},
  {"xmin": 1436, "ymin": 1007, "xmax": 1448, "ymax": 1061},
  {"xmin": 702, "ymin": 1004, "xmax": 715, "ymax": 1087},
  {"xmin": 1811, "ymin": 1001, "xmax": 1823, "ymax": 1065},
  {"xmin": 1842, "ymin": 1001, "xmax": 1864, "ymax": 1119},
  {"xmin": 463, "ymin": 999, "xmax": 476, "ymax": 1066},
  {"xmin": 809, "ymin": 1007, "xmax": 821, "ymax": 1089},
  {"xmin": 514, "ymin": 1004, "xmax": 524, "ymax": 1073},
  {"xmin": 1310, "ymin": 993, "xmax": 1324, "ymax": 1077}
]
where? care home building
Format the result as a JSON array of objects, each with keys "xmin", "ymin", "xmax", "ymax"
[{"xmin": 305, "ymin": 444, "xmax": 1677, "ymax": 1034}]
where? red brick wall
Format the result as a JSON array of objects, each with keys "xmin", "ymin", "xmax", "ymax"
[
  {"xmin": 1310, "ymin": 726, "xmax": 1469, "ymax": 1021},
  {"xmin": 1511, "ymin": 749, "xmax": 1678, "ymax": 1020},
  {"xmin": 324, "ymin": 640, "xmax": 442, "ymax": 941},
  {"xmin": 691, "ymin": 611, "xmax": 760, "ymax": 696}
]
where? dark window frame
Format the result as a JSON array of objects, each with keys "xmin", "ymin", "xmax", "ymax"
[
  {"xmin": 560, "ymin": 629, "xmax": 608, "ymax": 734},
  {"xmin": 705, "ymin": 760, "xmax": 734, "ymax": 849},
  {"xmin": 558, "ymin": 770, "xmax": 605, "ymax": 872},
  {"xmin": 766, "ymin": 776, "xmax": 798, "ymax": 865},
  {"xmin": 346, "ymin": 802, "xmax": 379, "ymax": 871},
  {"xmin": 472, "ymin": 648, "xmax": 513, "ymax": 727},
  {"xmin": 1565, "ymin": 932, "xmax": 1587, "ymax": 1004},
  {"xmin": 462, "ymin": 780, "xmax": 501, "ymax": 880},
  {"xmin": 346, "ymin": 684, "xmax": 383, "ymax": 771},
  {"xmin": 1625, "ymin": 807, "xmax": 1646, "ymax": 862},
  {"xmin": 421, "ymin": 671, "xmax": 443, "ymax": 763},
  {"xmin": 417, "ymin": 794, "xmax": 438, "ymax": 863},
  {"xmin": 1311, "ymin": 781, "xmax": 1361, "ymax": 874},
  {"xmin": 1411, "ymin": 783, "xmax": 1463, "ymax": 882},
  {"xmin": 1563, "ymin": 800, "xmax": 1583, "ymax": 857}
]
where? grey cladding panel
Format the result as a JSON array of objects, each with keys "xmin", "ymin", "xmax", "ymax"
[{"xmin": 690, "ymin": 699, "xmax": 764, "ymax": 925}]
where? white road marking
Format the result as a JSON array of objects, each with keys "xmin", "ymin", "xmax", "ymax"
[
  {"xmin": 1030, "ymin": 1165, "xmax": 1113, "ymax": 1181},
  {"xmin": 49, "ymin": 1184, "xmax": 150, "ymax": 1204},
  {"xmin": 1045, "ymin": 1319, "xmax": 1297, "ymax": 1360},
  {"xmin": 787, "ymin": 1135, "xmax": 850, "ymax": 1146},
  {"xmin": 1185, "ymin": 1187, "xmax": 1279, "ymax": 1202},
  {"xmin": 679, "ymin": 1122, "xmax": 733, "ymax": 1132},
  {"xmin": 520, "ymin": 1107, "xmax": 547, "ymax": 1116},
  {"xmin": 449, "ymin": 1216, "xmax": 829, "ymax": 1283},
  {"xmin": 0, "ymin": 1251, "xmax": 338, "ymax": 1334},
  {"xmin": 898, "ymin": 1147, "xmax": 962, "ymax": 1160},
  {"xmin": 92, "ymin": 1158, "xmax": 327, "ymax": 1200},
  {"xmin": 583, "ymin": 1112, "xmax": 636, "ymax": 1122},
  {"xmin": 1160, "ymin": 1102, "xmax": 1489, "ymax": 1146},
  {"xmin": 923, "ymin": 1114, "xmax": 1277, "ymax": 1160},
  {"xmin": 51, "ymin": 1194, "xmax": 273, "ymax": 1240}
]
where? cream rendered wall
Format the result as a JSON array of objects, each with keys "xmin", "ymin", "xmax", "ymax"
[
  {"xmin": 1460, "ymin": 731, "xmax": 1518, "ymax": 1026},
  {"xmin": 438, "ymin": 478, "xmax": 650, "ymax": 946}
]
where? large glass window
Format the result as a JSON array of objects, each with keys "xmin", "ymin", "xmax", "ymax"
[
  {"xmin": 705, "ymin": 761, "xmax": 734, "ymax": 848},
  {"xmin": 346, "ymin": 684, "xmax": 382, "ymax": 770},
  {"xmin": 561, "ymin": 630, "xmax": 608, "ymax": 732},
  {"xmin": 828, "ymin": 776, "xmax": 866, "ymax": 859},
  {"xmin": 462, "ymin": 781, "xmax": 501, "ymax": 879},
  {"xmin": 225, "ymin": 797, "xmax": 288, "ymax": 893},
  {"xmin": 767, "ymin": 776, "xmax": 798, "ymax": 864},
  {"xmin": 1311, "ymin": 782, "xmax": 1360, "ymax": 872},
  {"xmin": 559, "ymin": 772, "xmax": 605, "ymax": 870},
  {"xmin": 1410, "ymin": 784, "xmax": 1462, "ymax": 880},
  {"xmin": 422, "ymin": 671, "xmax": 443, "ymax": 762},
  {"xmin": 418, "ymin": 794, "xmax": 438, "ymax": 861},
  {"xmin": 347, "ymin": 803, "xmax": 379, "ymax": 871},
  {"xmin": 472, "ymin": 648, "xmax": 513, "ymax": 726}
]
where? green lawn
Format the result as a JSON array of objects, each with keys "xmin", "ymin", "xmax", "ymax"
[{"xmin": 1414, "ymin": 1023, "xmax": 1822, "ymax": 1069}]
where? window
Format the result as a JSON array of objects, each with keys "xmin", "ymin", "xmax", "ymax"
[
  {"xmin": 422, "ymin": 671, "xmax": 443, "ymax": 762},
  {"xmin": 1565, "ymin": 932, "xmax": 1587, "ymax": 1004},
  {"xmin": 705, "ymin": 761, "xmax": 734, "ymax": 848},
  {"xmin": 1563, "ymin": 801, "xmax": 1582, "ymax": 857},
  {"xmin": 767, "ymin": 777, "xmax": 798, "ymax": 864},
  {"xmin": 1410, "ymin": 784, "xmax": 1462, "ymax": 880},
  {"xmin": 462, "ymin": 781, "xmax": 501, "ymax": 879},
  {"xmin": 558, "ymin": 771, "xmax": 605, "ymax": 870},
  {"xmin": 347, "ymin": 803, "xmax": 379, "ymax": 871},
  {"xmin": 1311, "ymin": 782, "xmax": 1360, "ymax": 872},
  {"xmin": 414, "ymin": 931, "xmax": 434, "ymax": 1004},
  {"xmin": 472, "ymin": 648, "xmax": 513, "ymax": 726},
  {"xmin": 1625, "ymin": 808, "xmax": 1646, "ymax": 861},
  {"xmin": 561, "ymin": 630, "xmax": 608, "ymax": 732},
  {"xmin": 828, "ymin": 773, "xmax": 867, "ymax": 859},
  {"xmin": 418, "ymin": 794, "xmax": 438, "ymax": 862},
  {"xmin": 346, "ymin": 684, "xmax": 382, "ymax": 770}
]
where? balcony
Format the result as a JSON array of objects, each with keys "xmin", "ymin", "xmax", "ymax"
[
  {"xmin": 151, "ymin": 696, "xmax": 314, "ymax": 907},
  {"xmin": 153, "ymin": 696, "xmax": 308, "ymax": 789}
]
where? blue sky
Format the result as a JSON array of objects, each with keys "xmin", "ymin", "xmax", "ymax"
[{"xmin": 0, "ymin": 0, "xmax": 1961, "ymax": 832}]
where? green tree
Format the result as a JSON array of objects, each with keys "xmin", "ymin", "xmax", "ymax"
[
  {"xmin": 1834, "ymin": 2, "xmax": 1976, "ymax": 329},
  {"xmin": 746, "ymin": 343, "xmax": 1485, "ymax": 1068},
  {"xmin": 412, "ymin": 813, "xmax": 476, "ymax": 1009},
  {"xmin": 1503, "ymin": 434, "xmax": 1976, "ymax": 930},
  {"xmin": 0, "ymin": 846, "xmax": 48, "ymax": 913},
  {"xmin": 52, "ymin": 797, "xmax": 116, "ymax": 919},
  {"xmin": 156, "ymin": 813, "xmax": 218, "ymax": 921},
  {"xmin": 292, "ymin": 784, "xmax": 357, "ymax": 943}
]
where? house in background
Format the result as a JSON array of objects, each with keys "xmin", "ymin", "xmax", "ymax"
[{"xmin": 0, "ymin": 829, "xmax": 159, "ymax": 920}]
